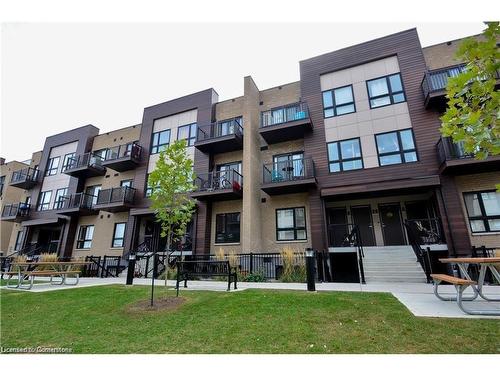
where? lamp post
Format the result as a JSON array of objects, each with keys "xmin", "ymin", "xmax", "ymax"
[
  {"xmin": 126, "ymin": 253, "xmax": 136, "ymax": 285},
  {"xmin": 305, "ymin": 248, "xmax": 316, "ymax": 292}
]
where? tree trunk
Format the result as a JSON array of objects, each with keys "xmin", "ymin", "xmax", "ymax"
[{"xmin": 164, "ymin": 229, "xmax": 172, "ymax": 288}]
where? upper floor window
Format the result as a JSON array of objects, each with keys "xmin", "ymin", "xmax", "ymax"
[
  {"xmin": 177, "ymin": 123, "xmax": 197, "ymax": 146},
  {"xmin": 54, "ymin": 187, "xmax": 68, "ymax": 209},
  {"xmin": 375, "ymin": 129, "xmax": 417, "ymax": 166},
  {"xmin": 464, "ymin": 191, "xmax": 500, "ymax": 233},
  {"xmin": 45, "ymin": 156, "xmax": 60, "ymax": 176},
  {"xmin": 120, "ymin": 179, "xmax": 133, "ymax": 188},
  {"xmin": 273, "ymin": 152, "xmax": 305, "ymax": 180},
  {"xmin": 215, "ymin": 212, "xmax": 241, "ymax": 244},
  {"xmin": 216, "ymin": 116, "xmax": 242, "ymax": 136},
  {"xmin": 76, "ymin": 225, "xmax": 94, "ymax": 249},
  {"xmin": 327, "ymin": 138, "xmax": 363, "ymax": 172},
  {"xmin": 85, "ymin": 185, "xmax": 101, "ymax": 205},
  {"xmin": 61, "ymin": 152, "xmax": 75, "ymax": 172},
  {"xmin": 151, "ymin": 129, "xmax": 171, "ymax": 154},
  {"xmin": 322, "ymin": 85, "xmax": 355, "ymax": 118},
  {"xmin": 93, "ymin": 149, "xmax": 107, "ymax": 160},
  {"xmin": 367, "ymin": 73, "xmax": 405, "ymax": 109},
  {"xmin": 145, "ymin": 173, "xmax": 153, "ymax": 197},
  {"xmin": 276, "ymin": 207, "xmax": 307, "ymax": 241},
  {"xmin": 0, "ymin": 175, "xmax": 5, "ymax": 197},
  {"xmin": 37, "ymin": 190, "xmax": 52, "ymax": 211}
]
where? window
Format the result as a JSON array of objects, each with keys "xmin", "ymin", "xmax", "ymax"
[
  {"xmin": 375, "ymin": 129, "xmax": 417, "ymax": 166},
  {"xmin": 215, "ymin": 213, "xmax": 240, "ymax": 244},
  {"xmin": 464, "ymin": 191, "xmax": 500, "ymax": 233},
  {"xmin": 53, "ymin": 188, "xmax": 68, "ymax": 209},
  {"xmin": 151, "ymin": 129, "xmax": 171, "ymax": 154},
  {"xmin": 276, "ymin": 207, "xmax": 307, "ymax": 241},
  {"xmin": 61, "ymin": 152, "xmax": 75, "ymax": 172},
  {"xmin": 76, "ymin": 225, "xmax": 94, "ymax": 249},
  {"xmin": 14, "ymin": 230, "xmax": 24, "ymax": 251},
  {"xmin": 177, "ymin": 123, "xmax": 197, "ymax": 146},
  {"xmin": 366, "ymin": 73, "xmax": 406, "ymax": 109},
  {"xmin": 273, "ymin": 153, "xmax": 305, "ymax": 180},
  {"xmin": 216, "ymin": 116, "xmax": 242, "ymax": 136},
  {"xmin": 145, "ymin": 174, "xmax": 153, "ymax": 197},
  {"xmin": 37, "ymin": 191, "xmax": 52, "ymax": 211},
  {"xmin": 120, "ymin": 179, "xmax": 133, "ymax": 188},
  {"xmin": 322, "ymin": 85, "xmax": 355, "ymax": 118},
  {"xmin": 0, "ymin": 175, "xmax": 4, "ymax": 197},
  {"xmin": 85, "ymin": 185, "xmax": 101, "ymax": 205},
  {"xmin": 93, "ymin": 149, "xmax": 107, "ymax": 160},
  {"xmin": 45, "ymin": 156, "xmax": 60, "ymax": 176},
  {"xmin": 327, "ymin": 138, "xmax": 363, "ymax": 172},
  {"xmin": 112, "ymin": 223, "xmax": 126, "ymax": 248}
]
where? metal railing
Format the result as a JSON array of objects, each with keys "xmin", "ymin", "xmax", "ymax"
[
  {"xmin": 263, "ymin": 157, "xmax": 315, "ymax": 184},
  {"xmin": 405, "ymin": 218, "xmax": 446, "ymax": 245},
  {"xmin": 403, "ymin": 220, "xmax": 434, "ymax": 283},
  {"xmin": 65, "ymin": 152, "xmax": 105, "ymax": 172},
  {"xmin": 327, "ymin": 224, "xmax": 365, "ymax": 283},
  {"xmin": 261, "ymin": 102, "xmax": 309, "ymax": 128},
  {"xmin": 421, "ymin": 64, "xmax": 467, "ymax": 97},
  {"xmin": 10, "ymin": 167, "xmax": 39, "ymax": 184},
  {"xmin": 1, "ymin": 203, "xmax": 31, "ymax": 218},
  {"xmin": 96, "ymin": 186, "xmax": 135, "ymax": 205},
  {"xmin": 436, "ymin": 137, "xmax": 474, "ymax": 164},
  {"xmin": 194, "ymin": 169, "xmax": 243, "ymax": 192},
  {"xmin": 104, "ymin": 143, "xmax": 142, "ymax": 162},
  {"xmin": 58, "ymin": 192, "xmax": 95, "ymax": 210},
  {"xmin": 196, "ymin": 119, "xmax": 243, "ymax": 141}
]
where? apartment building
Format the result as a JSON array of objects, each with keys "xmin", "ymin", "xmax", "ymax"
[{"xmin": 1, "ymin": 28, "xmax": 499, "ymax": 281}]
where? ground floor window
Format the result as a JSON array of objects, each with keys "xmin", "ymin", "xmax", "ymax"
[
  {"xmin": 76, "ymin": 225, "xmax": 94, "ymax": 249},
  {"xmin": 14, "ymin": 230, "xmax": 24, "ymax": 250},
  {"xmin": 215, "ymin": 212, "xmax": 240, "ymax": 243},
  {"xmin": 112, "ymin": 223, "xmax": 126, "ymax": 248},
  {"xmin": 276, "ymin": 207, "xmax": 307, "ymax": 241},
  {"xmin": 463, "ymin": 190, "xmax": 500, "ymax": 233}
]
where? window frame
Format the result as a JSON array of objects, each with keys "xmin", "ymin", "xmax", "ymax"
[
  {"xmin": 0, "ymin": 175, "xmax": 5, "ymax": 197},
  {"xmin": 111, "ymin": 222, "xmax": 127, "ymax": 248},
  {"xmin": 177, "ymin": 123, "xmax": 197, "ymax": 147},
  {"xmin": 120, "ymin": 179, "xmax": 133, "ymax": 188},
  {"xmin": 150, "ymin": 129, "xmax": 171, "ymax": 154},
  {"xmin": 375, "ymin": 129, "xmax": 418, "ymax": 167},
  {"xmin": 14, "ymin": 230, "xmax": 24, "ymax": 251},
  {"xmin": 37, "ymin": 190, "xmax": 52, "ymax": 211},
  {"xmin": 61, "ymin": 152, "xmax": 76, "ymax": 172},
  {"xmin": 53, "ymin": 187, "xmax": 68, "ymax": 210},
  {"xmin": 215, "ymin": 212, "xmax": 241, "ymax": 244},
  {"xmin": 322, "ymin": 84, "xmax": 356, "ymax": 118},
  {"xmin": 463, "ymin": 190, "xmax": 500, "ymax": 233},
  {"xmin": 327, "ymin": 137, "xmax": 364, "ymax": 173},
  {"xmin": 275, "ymin": 207, "xmax": 307, "ymax": 241},
  {"xmin": 45, "ymin": 156, "xmax": 60, "ymax": 176},
  {"xmin": 76, "ymin": 225, "xmax": 95, "ymax": 249},
  {"xmin": 366, "ymin": 73, "xmax": 406, "ymax": 109},
  {"xmin": 145, "ymin": 173, "xmax": 153, "ymax": 197}
]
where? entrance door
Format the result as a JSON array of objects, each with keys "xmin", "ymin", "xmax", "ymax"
[
  {"xmin": 379, "ymin": 203, "xmax": 406, "ymax": 246},
  {"xmin": 351, "ymin": 205, "xmax": 375, "ymax": 246},
  {"xmin": 326, "ymin": 207, "xmax": 348, "ymax": 247}
]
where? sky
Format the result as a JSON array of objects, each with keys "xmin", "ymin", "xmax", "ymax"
[{"xmin": 1, "ymin": 22, "xmax": 486, "ymax": 162}]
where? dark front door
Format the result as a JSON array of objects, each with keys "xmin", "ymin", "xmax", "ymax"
[
  {"xmin": 379, "ymin": 203, "xmax": 406, "ymax": 246},
  {"xmin": 351, "ymin": 205, "xmax": 375, "ymax": 246},
  {"xmin": 326, "ymin": 207, "xmax": 348, "ymax": 247}
]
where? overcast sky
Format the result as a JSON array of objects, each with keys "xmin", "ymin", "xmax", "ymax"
[{"xmin": 1, "ymin": 22, "xmax": 485, "ymax": 162}]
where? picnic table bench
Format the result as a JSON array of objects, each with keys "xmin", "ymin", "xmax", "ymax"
[{"xmin": 176, "ymin": 260, "xmax": 237, "ymax": 296}]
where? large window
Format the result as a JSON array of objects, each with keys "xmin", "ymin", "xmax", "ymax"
[
  {"xmin": 0, "ymin": 175, "xmax": 4, "ymax": 197},
  {"xmin": 45, "ymin": 156, "xmax": 60, "ymax": 176},
  {"xmin": 85, "ymin": 185, "xmax": 102, "ymax": 205},
  {"xmin": 112, "ymin": 223, "xmax": 127, "ymax": 248},
  {"xmin": 366, "ymin": 73, "xmax": 406, "ymax": 109},
  {"xmin": 375, "ymin": 129, "xmax": 417, "ymax": 166},
  {"xmin": 151, "ymin": 129, "xmax": 171, "ymax": 154},
  {"xmin": 276, "ymin": 207, "xmax": 307, "ymax": 241},
  {"xmin": 61, "ymin": 152, "xmax": 75, "ymax": 172},
  {"xmin": 37, "ymin": 191, "xmax": 52, "ymax": 211},
  {"xmin": 76, "ymin": 225, "xmax": 94, "ymax": 249},
  {"xmin": 327, "ymin": 138, "xmax": 363, "ymax": 172},
  {"xmin": 14, "ymin": 230, "xmax": 24, "ymax": 251},
  {"xmin": 215, "ymin": 213, "xmax": 240, "ymax": 244},
  {"xmin": 177, "ymin": 123, "xmax": 197, "ymax": 146},
  {"xmin": 216, "ymin": 116, "xmax": 242, "ymax": 136},
  {"xmin": 464, "ymin": 191, "xmax": 500, "ymax": 233},
  {"xmin": 53, "ymin": 187, "xmax": 68, "ymax": 209},
  {"xmin": 322, "ymin": 85, "xmax": 355, "ymax": 118}
]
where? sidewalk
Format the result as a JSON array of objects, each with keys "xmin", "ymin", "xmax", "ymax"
[{"xmin": 2, "ymin": 276, "xmax": 499, "ymax": 319}]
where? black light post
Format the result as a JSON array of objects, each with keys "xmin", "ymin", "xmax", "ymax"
[
  {"xmin": 305, "ymin": 248, "xmax": 316, "ymax": 292},
  {"xmin": 126, "ymin": 253, "xmax": 136, "ymax": 285}
]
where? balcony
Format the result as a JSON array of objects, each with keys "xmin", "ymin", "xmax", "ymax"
[
  {"xmin": 94, "ymin": 186, "xmax": 136, "ymax": 212},
  {"xmin": 261, "ymin": 158, "xmax": 316, "ymax": 195},
  {"xmin": 56, "ymin": 193, "xmax": 97, "ymax": 216},
  {"xmin": 10, "ymin": 167, "xmax": 39, "ymax": 189},
  {"xmin": 102, "ymin": 143, "xmax": 142, "ymax": 172},
  {"xmin": 191, "ymin": 169, "xmax": 243, "ymax": 201},
  {"xmin": 194, "ymin": 119, "xmax": 243, "ymax": 154},
  {"xmin": 259, "ymin": 102, "xmax": 312, "ymax": 144},
  {"xmin": 436, "ymin": 137, "xmax": 500, "ymax": 175},
  {"xmin": 1, "ymin": 203, "xmax": 31, "ymax": 222},
  {"xmin": 63, "ymin": 153, "xmax": 106, "ymax": 178}
]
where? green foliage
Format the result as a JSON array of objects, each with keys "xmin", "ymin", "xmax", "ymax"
[
  {"xmin": 241, "ymin": 271, "xmax": 267, "ymax": 282},
  {"xmin": 440, "ymin": 22, "xmax": 500, "ymax": 160},
  {"xmin": 279, "ymin": 247, "xmax": 306, "ymax": 283},
  {"xmin": 148, "ymin": 139, "xmax": 197, "ymax": 247}
]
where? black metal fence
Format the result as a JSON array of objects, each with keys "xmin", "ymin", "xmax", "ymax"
[{"xmin": 82, "ymin": 255, "xmax": 125, "ymax": 277}]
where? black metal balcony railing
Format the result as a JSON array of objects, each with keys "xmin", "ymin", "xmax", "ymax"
[
  {"xmin": 10, "ymin": 167, "xmax": 39, "ymax": 184},
  {"xmin": 96, "ymin": 186, "xmax": 136, "ymax": 205},
  {"xmin": 436, "ymin": 137, "xmax": 473, "ymax": 164},
  {"xmin": 261, "ymin": 102, "xmax": 309, "ymax": 128},
  {"xmin": 263, "ymin": 158, "xmax": 315, "ymax": 184},
  {"xmin": 104, "ymin": 143, "xmax": 142, "ymax": 162},
  {"xmin": 194, "ymin": 169, "xmax": 243, "ymax": 192},
  {"xmin": 421, "ymin": 64, "xmax": 467, "ymax": 97},
  {"xmin": 59, "ymin": 193, "xmax": 95, "ymax": 211},
  {"xmin": 65, "ymin": 153, "xmax": 105, "ymax": 172},
  {"xmin": 405, "ymin": 218, "xmax": 446, "ymax": 245},
  {"xmin": 196, "ymin": 119, "xmax": 243, "ymax": 141},
  {"xmin": 1, "ymin": 203, "xmax": 31, "ymax": 219}
]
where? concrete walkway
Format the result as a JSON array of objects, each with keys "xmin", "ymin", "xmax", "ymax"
[{"xmin": 2, "ymin": 276, "xmax": 499, "ymax": 319}]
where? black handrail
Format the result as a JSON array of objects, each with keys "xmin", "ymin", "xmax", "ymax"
[
  {"xmin": 403, "ymin": 220, "xmax": 433, "ymax": 283},
  {"xmin": 58, "ymin": 192, "xmax": 95, "ymax": 210},
  {"xmin": 263, "ymin": 157, "xmax": 315, "ymax": 184},
  {"xmin": 327, "ymin": 223, "xmax": 365, "ymax": 283},
  {"xmin": 96, "ymin": 186, "xmax": 135, "ymax": 205},
  {"xmin": 65, "ymin": 152, "xmax": 105, "ymax": 171},
  {"xmin": 194, "ymin": 169, "xmax": 243, "ymax": 192},
  {"xmin": 196, "ymin": 118, "xmax": 243, "ymax": 141},
  {"xmin": 436, "ymin": 137, "xmax": 474, "ymax": 164},
  {"xmin": 104, "ymin": 143, "xmax": 142, "ymax": 161},
  {"xmin": 261, "ymin": 102, "xmax": 309, "ymax": 128},
  {"xmin": 1, "ymin": 203, "xmax": 31, "ymax": 218},
  {"xmin": 10, "ymin": 167, "xmax": 39, "ymax": 184},
  {"xmin": 405, "ymin": 218, "xmax": 446, "ymax": 245}
]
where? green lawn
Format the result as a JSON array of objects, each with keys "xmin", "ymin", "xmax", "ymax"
[{"xmin": 1, "ymin": 285, "xmax": 498, "ymax": 353}]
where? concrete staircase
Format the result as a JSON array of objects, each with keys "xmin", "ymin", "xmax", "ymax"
[{"xmin": 362, "ymin": 246, "xmax": 428, "ymax": 283}]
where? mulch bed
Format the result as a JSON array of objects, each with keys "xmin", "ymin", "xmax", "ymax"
[{"xmin": 126, "ymin": 296, "xmax": 187, "ymax": 313}]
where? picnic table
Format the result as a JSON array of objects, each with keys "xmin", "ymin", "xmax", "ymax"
[{"xmin": 2, "ymin": 261, "xmax": 90, "ymax": 290}]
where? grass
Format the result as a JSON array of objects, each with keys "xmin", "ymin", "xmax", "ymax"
[{"xmin": 1, "ymin": 285, "xmax": 499, "ymax": 354}]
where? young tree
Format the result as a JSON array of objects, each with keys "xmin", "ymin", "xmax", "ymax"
[
  {"xmin": 440, "ymin": 22, "xmax": 499, "ymax": 160},
  {"xmin": 148, "ymin": 139, "xmax": 197, "ymax": 302}
]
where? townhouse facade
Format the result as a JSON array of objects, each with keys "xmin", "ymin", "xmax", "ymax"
[{"xmin": 1, "ymin": 29, "xmax": 499, "ymax": 278}]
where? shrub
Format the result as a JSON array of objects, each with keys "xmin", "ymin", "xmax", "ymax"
[
  {"xmin": 279, "ymin": 247, "xmax": 306, "ymax": 283},
  {"xmin": 241, "ymin": 271, "xmax": 266, "ymax": 282}
]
